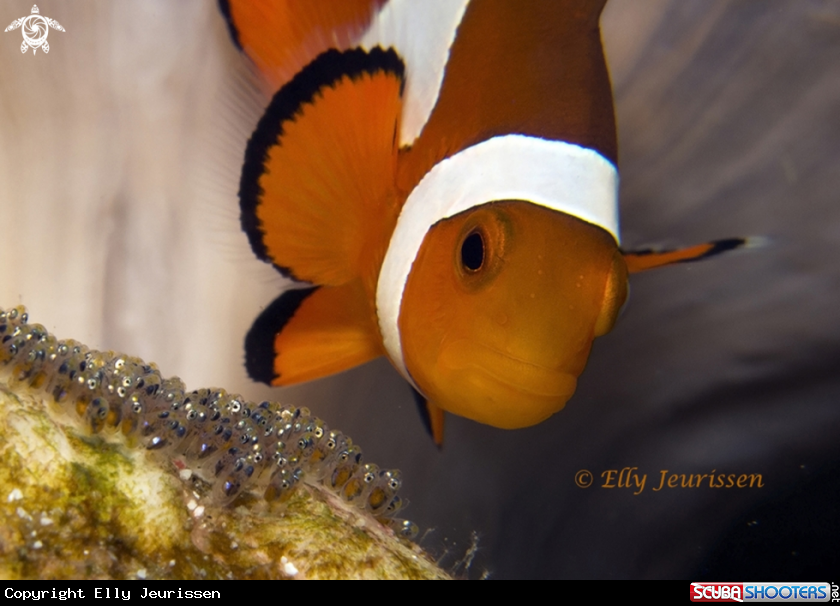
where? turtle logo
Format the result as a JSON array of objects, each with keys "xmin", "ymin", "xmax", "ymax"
[{"xmin": 5, "ymin": 5, "xmax": 65, "ymax": 55}]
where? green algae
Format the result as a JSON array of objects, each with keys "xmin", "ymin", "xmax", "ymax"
[{"xmin": 0, "ymin": 385, "xmax": 448, "ymax": 580}]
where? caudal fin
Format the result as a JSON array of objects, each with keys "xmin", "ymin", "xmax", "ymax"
[{"xmin": 218, "ymin": 0, "xmax": 386, "ymax": 90}]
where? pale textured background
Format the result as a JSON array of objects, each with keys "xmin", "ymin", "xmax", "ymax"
[{"xmin": 1, "ymin": 0, "xmax": 838, "ymax": 578}]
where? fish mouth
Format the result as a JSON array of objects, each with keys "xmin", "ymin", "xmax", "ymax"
[{"xmin": 438, "ymin": 338, "xmax": 576, "ymax": 399}]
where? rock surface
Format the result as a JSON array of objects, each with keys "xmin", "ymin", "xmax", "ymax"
[{"xmin": 0, "ymin": 384, "xmax": 447, "ymax": 580}]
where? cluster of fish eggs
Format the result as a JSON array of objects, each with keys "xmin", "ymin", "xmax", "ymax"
[{"xmin": 0, "ymin": 305, "xmax": 417, "ymax": 538}]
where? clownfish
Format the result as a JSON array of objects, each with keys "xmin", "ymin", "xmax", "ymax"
[{"xmin": 219, "ymin": 0, "xmax": 746, "ymax": 444}]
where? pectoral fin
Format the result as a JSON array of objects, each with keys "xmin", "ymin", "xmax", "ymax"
[
  {"xmin": 245, "ymin": 281, "xmax": 382, "ymax": 386},
  {"xmin": 623, "ymin": 238, "xmax": 748, "ymax": 274}
]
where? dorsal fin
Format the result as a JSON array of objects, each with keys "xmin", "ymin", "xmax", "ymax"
[
  {"xmin": 218, "ymin": 0, "xmax": 386, "ymax": 90},
  {"xmin": 239, "ymin": 47, "xmax": 405, "ymax": 286}
]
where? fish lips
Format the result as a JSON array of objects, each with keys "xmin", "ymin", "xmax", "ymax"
[{"xmin": 436, "ymin": 337, "xmax": 578, "ymax": 429}]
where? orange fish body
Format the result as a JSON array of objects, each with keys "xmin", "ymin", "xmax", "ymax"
[{"xmin": 221, "ymin": 0, "xmax": 744, "ymax": 443}]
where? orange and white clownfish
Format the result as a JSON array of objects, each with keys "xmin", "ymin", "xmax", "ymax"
[{"xmin": 219, "ymin": 0, "xmax": 746, "ymax": 445}]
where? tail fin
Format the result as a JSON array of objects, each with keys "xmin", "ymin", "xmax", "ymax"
[{"xmin": 218, "ymin": 0, "xmax": 385, "ymax": 90}]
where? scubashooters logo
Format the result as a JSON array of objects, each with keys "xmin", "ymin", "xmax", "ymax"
[
  {"xmin": 690, "ymin": 582, "xmax": 834, "ymax": 602},
  {"xmin": 5, "ymin": 5, "xmax": 65, "ymax": 54}
]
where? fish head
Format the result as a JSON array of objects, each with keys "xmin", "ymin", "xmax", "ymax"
[{"xmin": 399, "ymin": 200, "xmax": 627, "ymax": 429}]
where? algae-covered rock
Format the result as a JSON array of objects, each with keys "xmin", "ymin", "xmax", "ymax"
[{"xmin": 0, "ymin": 307, "xmax": 448, "ymax": 580}]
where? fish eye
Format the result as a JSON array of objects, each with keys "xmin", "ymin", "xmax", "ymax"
[
  {"xmin": 448, "ymin": 204, "xmax": 513, "ymax": 289},
  {"xmin": 460, "ymin": 231, "xmax": 484, "ymax": 272}
]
